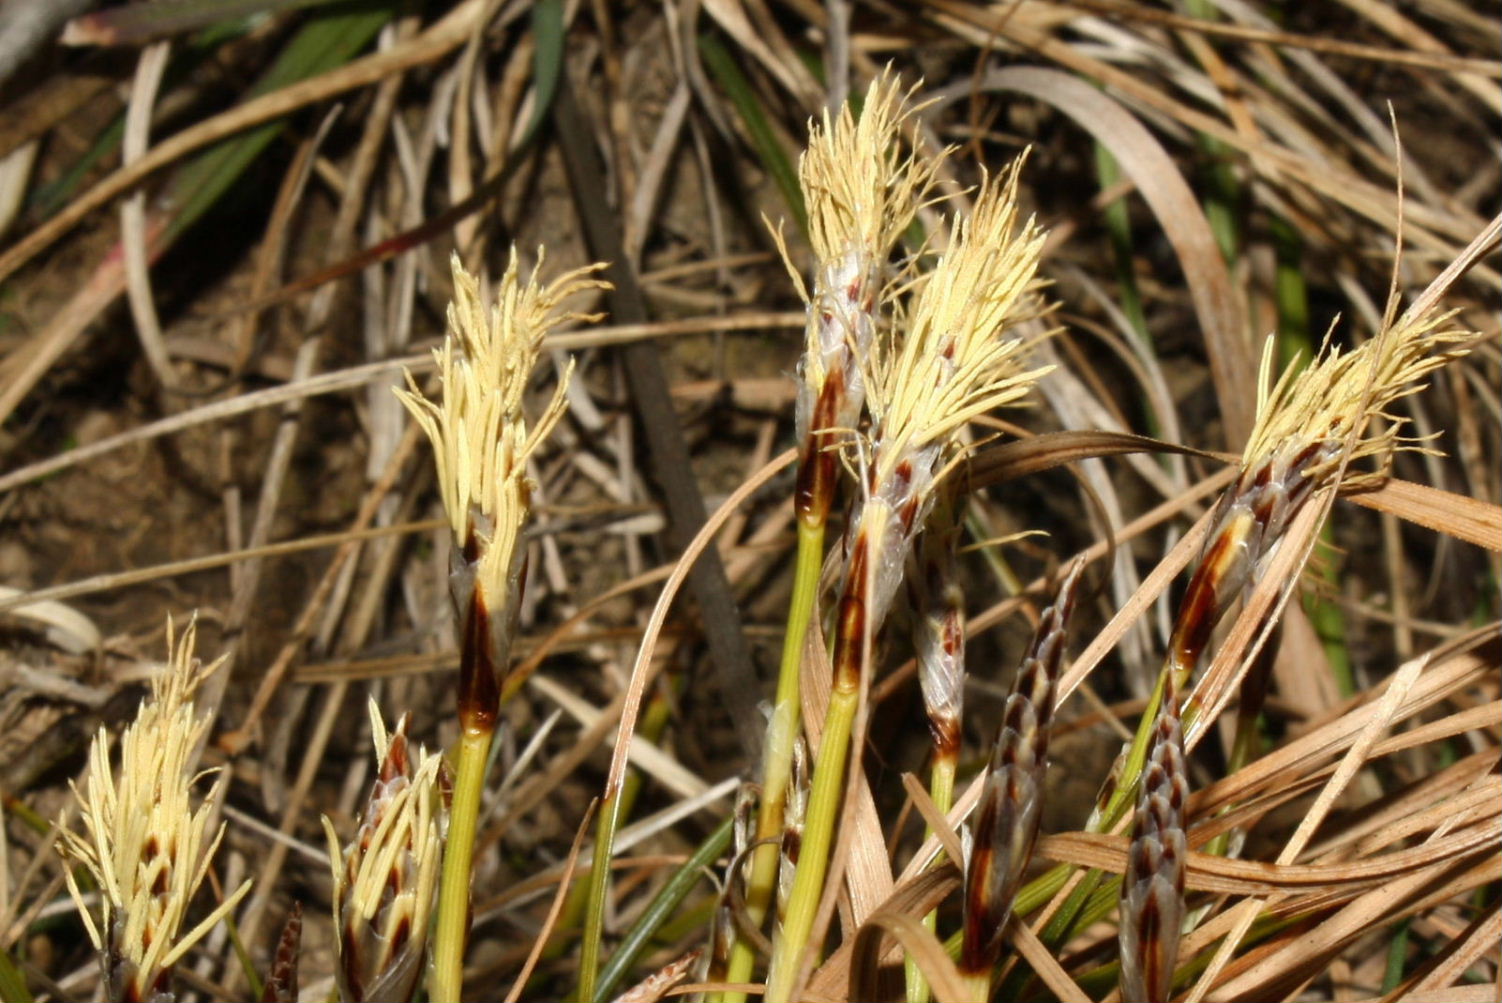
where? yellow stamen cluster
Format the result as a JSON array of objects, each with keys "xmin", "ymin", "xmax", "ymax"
[
  {"xmin": 396, "ymin": 250, "xmax": 606, "ymax": 603},
  {"xmin": 1243, "ymin": 305, "xmax": 1468, "ymax": 489},
  {"xmin": 776, "ymin": 69, "xmax": 944, "ymax": 442},
  {"xmin": 868, "ymin": 163, "xmax": 1050, "ymax": 492},
  {"xmin": 323, "ymin": 701, "xmax": 444, "ymax": 1003},
  {"xmin": 59, "ymin": 617, "xmax": 250, "ymax": 1001}
]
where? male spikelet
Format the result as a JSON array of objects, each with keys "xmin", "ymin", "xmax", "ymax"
[
  {"xmin": 396, "ymin": 251, "xmax": 605, "ymax": 700},
  {"xmin": 58, "ymin": 617, "xmax": 250, "ymax": 1002},
  {"xmin": 396, "ymin": 248, "xmax": 605, "ymax": 1001},
  {"xmin": 776, "ymin": 68, "xmax": 944, "ymax": 524},
  {"xmin": 851, "ymin": 162, "xmax": 1050, "ymax": 634},
  {"xmin": 322, "ymin": 703, "xmax": 444, "ymax": 1003},
  {"xmin": 1091, "ymin": 303, "xmax": 1468, "ymax": 831},
  {"xmin": 1164, "ymin": 305, "xmax": 1468, "ymax": 693}
]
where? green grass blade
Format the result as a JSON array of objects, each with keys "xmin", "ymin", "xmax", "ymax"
[
  {"xmin": 592, "ymin": 813, "xmax": 734, "ymax": 1003},
  {"xmin": 524, "ymin": 0, "xmax": 565, "ymax": 144},
  {"xmin": 697, "ymin": 32, "xmax": 806, "ymax": 235},
  {"xmin": 164, "ymin": 1, "xmax": 394, "ymax": 242},
  {"xmin": 0, "ymin": 947, "xmax": 31, "ymax": 1003}
]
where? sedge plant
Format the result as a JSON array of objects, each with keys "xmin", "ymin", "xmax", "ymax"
[
  {"xmin": 723, "ymin": 70, "xmax": 941, "ymax": 1001},
  {"xmin": 1033, "ymin": 299, "xmax": 1471, "ymax": 957},
  {"xmin": 395, "ymin": 250, "xmax": 605, "ymax": 1002},
  {"xmin": 766, "ymin": 163, "xmax": 1050, "ymax": 1003}
]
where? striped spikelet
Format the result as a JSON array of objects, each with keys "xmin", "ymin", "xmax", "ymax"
[
  {"xmin": 1118, "ymin": 694, "xmax": 1189, "ymax": 1003},
  {"xmin": 322, "ymin": 702, "xmax": 445, "ymax": 1003},
  {"xmin": 961, "ymin": 559, "xmax": 1084, "ymax": 981},
  {"xmin": 1168, "ymin": 306, "xmax": 1468, "ymax": 690},
  {"xmin": 58, "ymin": 617, "xmax": 250, "ymax": 1003}
]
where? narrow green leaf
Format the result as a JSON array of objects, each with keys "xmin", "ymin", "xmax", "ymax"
[
  {"xmin": 525, "ymin": 0, "xmax": 565, "ymax": 144},
  {"xmin": 164, "ymin": 1, "xmax": 394, "ymax": 242},
  {"xmin": 698, "ymin": 32, "xmax": 806, "ymax": 235},
  {"xmin": 0, "ymin": 946, "xmax": 31, "ymax": 1003},
  {"xmin": 592, "ymin": 813, "xmax": 733, "ymax": 1003}
]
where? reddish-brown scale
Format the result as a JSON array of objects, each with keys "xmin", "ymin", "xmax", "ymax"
[
  {"xmin": 341, "ymin": 940, "xmax": 366, "ymax": 1003},
  {"xmin": 458, "ymin": 586, "xmax": 500, "ymax": 735},
  {"xmin": 959, "ymin": 839, "xmax": 995, "ymax": 975},
  {"xmin": 831, "ymin": 542, "xmax": 870, "ymax": 693},
  {"xmin": 390, "ymin": 915, "xmax": 411, "ymax": 959},
  {"xmin": 795, "ymin": 374, "xmax": 844, "ymax": 524},
  {"xmin": 1138, "ymin": 898, "xmax": 1165, "ymax": 997},
  {"xmin": 781, "ymin": 827, "xmax": 802, "ymax": 864},
  {"xmin": 930, "ymin": 717, "xmax": 960, "ymax": 759},
  {"xmin": 940, "ymin": 612, "xmax": 963, "ymax": 660},
  {"xmin": 379, "ymin": 727, "xmax": 409, "ymax": 783},
  {"xmin": 260, "ymin": 902, "xmax": 303, "ymax": 1003},
  {"xmin": 1169, "ymin": 529, "xmax": 1237, "ymax": 680}
]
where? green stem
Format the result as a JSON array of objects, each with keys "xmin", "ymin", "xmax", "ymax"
[
  {"xmin": 764, "ymin": 686, "xmax": 857, "ymax": 1003},
  {"xmin": 579, "ymin": 786, "xmax": 622, "ymax": 1002},
  {"xmin": 905, "ymin": 754, "xmax": 957, "ymax": 1003},
  {"xmin": 722, "ymin": 518, "xmax": 826, "ymax": 1001},
  {"xmin": 594, "ymin": 814, "xmax": 735, "ymax": 1002},
  {"xmin": 431, "ymin": 726, "xmax": 493, "ymax": 1002}
]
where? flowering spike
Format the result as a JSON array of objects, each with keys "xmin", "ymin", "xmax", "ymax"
[
  {"xmin": 961, "ymin": 559, "xmax": 1083, "ymax": 981},
  {"xmin": 58, "ymin": 616, "xmax": 250, "ymax": 1003},
  {"xmin": 323, "ymin": 702, "xmax": 445, "ymax": 1003},
  {"xmin": 777, "ymin": 68, "xmax": 945, "ymax": 524}
]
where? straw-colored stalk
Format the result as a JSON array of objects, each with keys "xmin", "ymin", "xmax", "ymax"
[
  {"xmin": 321, "ymin": 702, "xmax": 445, "ymax": 1002},
  {"xmin": 766, "ymin": 165, "xmax": 1049, "ymax": 1003},
  {"xmin": 58, "ymin": 617, "xmax": 250, "ymax": 1003},
  {"xmin": 726, "ymin": 70, "xmax": 941, "ymax": 1002},
  {"xmin": 396, "ymin": 249, "xmax": 603, "ymax": 1002},
  {"xmin": 1089, "ymin": 306, "xmax": 1468, "ymax": 836},
  {"xmin": 1117, "ymin": 692, "xmax": 1188, "ymax": 1003},
  {"xmin": 959, "ymin": 559, "xmax": 1084, "ymax": 1000}
]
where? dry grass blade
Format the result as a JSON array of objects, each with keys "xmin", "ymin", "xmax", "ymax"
[
  {"xmin": 0, "ymin": 1, "xmax": 486, "ymax": 286},
  {"xmin": 850, "ymin": 908, "xmax": 971, "ymax": 1003},
  {"xmin": 1344, "ymin": 477, "xmax": 1502, "ymax": 551}
]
